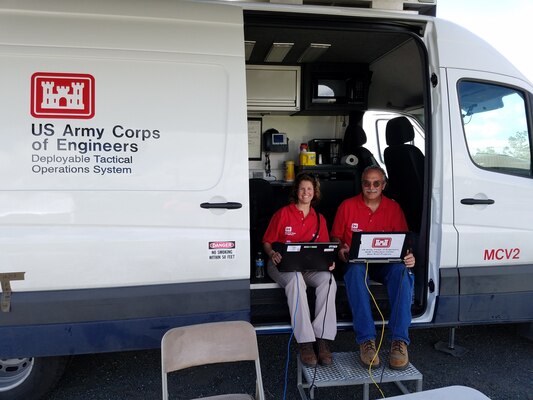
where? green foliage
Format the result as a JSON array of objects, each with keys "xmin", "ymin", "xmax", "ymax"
[
  {"xmin": 504, "ymin": 130, "xmax": 530, "ymax": 160},
  {"xmin": 476, "ymin": 130, "xmax": 530, "ymax": 161}
]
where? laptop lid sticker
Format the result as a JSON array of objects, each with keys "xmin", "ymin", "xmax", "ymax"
[{"xmin": 353, "ymin": 233, "xmax": 407, "ymax": 261}]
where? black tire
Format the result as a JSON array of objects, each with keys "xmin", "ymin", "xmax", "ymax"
[{"xmin": 0, "ymin": 356, "xmax": 69, "ymax": 400}]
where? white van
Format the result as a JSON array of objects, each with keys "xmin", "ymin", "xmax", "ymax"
[{"xmin": 0, "ymin": 0, "xmax": 531, "ymax": 398}]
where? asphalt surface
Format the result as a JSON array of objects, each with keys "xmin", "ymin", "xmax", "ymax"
[{"xmin": 45, "ymin": 324, "xmax": 533, "ymax": 400}]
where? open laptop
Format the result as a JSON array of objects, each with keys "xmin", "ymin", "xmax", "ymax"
[
  {"xmin": 272, "ymin": 242, "xmax": 339, "ymax": 272},
  {"xmin": 348, "ymin": 232, "xmax": 411, "ymax": 264}
]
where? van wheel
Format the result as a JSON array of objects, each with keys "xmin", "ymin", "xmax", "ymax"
[{"xmin": 0, "ymin": 356, "xmax": 68, "ymax": 400}]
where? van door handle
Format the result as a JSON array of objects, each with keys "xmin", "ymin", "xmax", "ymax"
[
  {"xmin": 460, "ymin": 198, "xmax": 495, "ymax": 205},
  {"xmin": 200, "ymin": 202, "xmax": 242, "ymax": 210}
]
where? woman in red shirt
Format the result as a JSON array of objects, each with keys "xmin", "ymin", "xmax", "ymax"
[{"xmin": 263, "ymin": 173, "xmax": 336, "ymax": 367}]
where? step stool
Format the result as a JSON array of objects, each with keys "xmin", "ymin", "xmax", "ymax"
[{"xmin": 297, "ymin": 352, "xmax": 423, "ymax": 400}]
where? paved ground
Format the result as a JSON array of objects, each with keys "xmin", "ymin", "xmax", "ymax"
[{"xmin": 45, "ymin": 323, "xmax": 533, "ymax": 400}]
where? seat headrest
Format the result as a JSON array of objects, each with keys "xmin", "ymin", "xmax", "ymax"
[
  {"xmin": 385, "ymin": 117, "xmax": 415, "ymax": 145},
  {"xmin": 344, "ymin": 124, "xmax": 367, "ymax": 147}
]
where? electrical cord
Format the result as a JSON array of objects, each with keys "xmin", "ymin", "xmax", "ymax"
[
  {"xmin": 265, "ymin": 153, "xmax": 271, "ymax": 177},
  {"xmin": 282, "ymin": 330, "xmax": 295, "ymax": 400},
  {"xmin": 282, "ymin": 271, "xmax": 300, "ymax": 400},
  {"xmin": 290, "ymin": 256, "xmax": 409, "ymax": 399},
  {"xmin": 364, "ymin": 261, "xmax": 386, "ymax": 398},
  {"xmin": 282, "ymin": 271, "xmax": 333, "ymax": 400},
  {"xmin": 375, "ymin": 265, "xmax": 408, "ymax": 389},
  {"xmin": 366, "ymin": 262, "xmax": 410, "ymax": 398}
]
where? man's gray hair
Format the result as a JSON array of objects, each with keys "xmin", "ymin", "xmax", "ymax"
[{"xmin": 362, "ymin": 165, "xmax": 388, "ymax": 182}]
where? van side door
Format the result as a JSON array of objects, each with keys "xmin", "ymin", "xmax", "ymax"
[{"xmin": 0, "ymin": 1, "xmax": 250, "ymax": 358}]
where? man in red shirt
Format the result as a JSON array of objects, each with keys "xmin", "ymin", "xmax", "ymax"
[{"xmin": 331, "ymin": 166, "xmax": 415, "ymax": 370}]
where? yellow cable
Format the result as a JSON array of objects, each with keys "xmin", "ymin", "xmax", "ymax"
[{"xmin": 364, "ymin": 261, "xmax": 386, "ymax": 399}]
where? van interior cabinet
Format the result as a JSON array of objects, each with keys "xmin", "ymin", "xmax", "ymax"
[{"xmin": 246, "ymin": 65, "xmax": 301, "ymax": 112}]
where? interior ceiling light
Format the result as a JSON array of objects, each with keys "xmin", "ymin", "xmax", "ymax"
[
  {"xmin": 298, "ymin": 43, "xmax": 331, "ymax": 63},
  {"xmin": 245, "ymin": 41, "xmax": 256, "ymax": 61},
  {"xmin": 264, "ymin": 43, "xmax": 294, "ymax": 63}
]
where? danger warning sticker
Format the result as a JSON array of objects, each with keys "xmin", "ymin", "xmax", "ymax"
[{"xmin": 208, "ymin": 241, "xmax": 236, "ymax": 260}]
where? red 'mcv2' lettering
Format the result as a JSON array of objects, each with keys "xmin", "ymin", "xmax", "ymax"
[{"xmin": 483, "ymin": 248, "xmax": 520, "ymax": 261}]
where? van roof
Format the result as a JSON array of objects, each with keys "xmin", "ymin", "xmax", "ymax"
[
  {"xmin": 0, "ymin": 0, "xmax": 529, "ymax": 85},
  {"xmin": 228, "ymin": 0, "xmax": 437, "ymax": 16},
  {"xmin": 432, "ymin": 18, "xmax": 530, "ymax": 84}
]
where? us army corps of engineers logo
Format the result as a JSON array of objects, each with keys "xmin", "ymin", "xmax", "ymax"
[{"xmin": 31, "ymin": 72, "xmax": 95, "ymax": 119}]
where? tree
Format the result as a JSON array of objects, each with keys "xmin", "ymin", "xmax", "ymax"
[
  {"xmin": 475, "ymin": 130, "xmax": 530, "ymax": 161},
  {"xmin": 504, "ymin": 130, "xmax": 530, "ymax": 160}
]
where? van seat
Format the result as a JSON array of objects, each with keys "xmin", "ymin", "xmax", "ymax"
[
  {"xmin": 342, "ymin": 123, "xmax": 379, "ymax": 173},
  {"xmin": 383, "ymin": 117, "xmax": 424, "ymax": 232}
]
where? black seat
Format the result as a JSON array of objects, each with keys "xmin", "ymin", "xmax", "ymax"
[
  {"xmin": 383, "ymin": 116, "xmax": 424, "ymax": 232},
  {"xmin": 342, "ymin": 123, "xmax": 378, "ymax": 172},
  {"xmin": 249, "ymin": 179, "xmax": 275, "ymax": 270}
]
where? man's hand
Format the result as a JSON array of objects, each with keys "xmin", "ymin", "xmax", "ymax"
[
  {"xmin": 338, "ymin": 243, "xmax": 350, "ymax": 263},
  {"xmin": 404, "ymin": 250, "xmax": 415, "ymax": 268},
  {"xmin": 328, "ymin": 261, "xmax": 336, "ymax": 271}
]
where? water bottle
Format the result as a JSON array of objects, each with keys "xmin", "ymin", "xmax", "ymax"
[{"xmin": 255, "ymin": 252, "xmax": 265, "ymax": 279}]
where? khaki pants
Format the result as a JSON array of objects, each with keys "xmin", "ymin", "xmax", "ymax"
[{"xmin": 268, "ymin": 262, "xmax": 337, "ymax": 343}]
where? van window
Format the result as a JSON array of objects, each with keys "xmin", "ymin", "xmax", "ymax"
[
  {"xmin": 458, "ymin": 81, "xmax": 531, "ymax": 176},
  {"xmin": 363, "ymin": 112, "xmax": 425, "ymax": 170}
]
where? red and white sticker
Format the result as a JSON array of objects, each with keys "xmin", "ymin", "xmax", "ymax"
[
  {"xmin": 372, "ymin": 237, "xmax": 392, "ymax": 248},
  {"xmin": 208, "ymin": 241, "xmax": 236, "ymax": 260},
  {"xmin": 31, "ymin": 72, "xmax": 95, "ymax": 119}
]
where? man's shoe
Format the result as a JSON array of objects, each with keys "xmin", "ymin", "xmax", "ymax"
[
  {"xmin": 389, "ymin": 340, "xmax": 409, "ymax": 370},
  {"xmin": 359, "ymin": 340, "xmax": 380, "ymax": 368},
  {"xmin": 317, "ymin": 339, "xmax": 333, "ymax": 366},
  {"xmin": 299, "ymin": 342, "xmax": 317, "ymax": 367}
]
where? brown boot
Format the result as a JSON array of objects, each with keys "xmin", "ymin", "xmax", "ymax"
[
  {"xmin": 299, "ymin": 342, "xmax": 317, "ymax": 367},
  {"xmin": 389, "ymin": 340, "xmax": 409, "ymax": 370},
  {"xmin": 359, "ymin": 340, "xmax": 380, "ymax": 368},
  {"xmin": 317, "ymin": 339, "xmax": 333, "ymax": 366}
]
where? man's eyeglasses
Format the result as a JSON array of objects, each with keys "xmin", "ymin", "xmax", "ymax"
[{"xmin": 362, "ymin": 180, "xmax": 383, "ymax": 188}]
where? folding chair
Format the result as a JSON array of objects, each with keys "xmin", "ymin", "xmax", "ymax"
[{"xmin": 161, "ymin": 320, "xmax": 265, "ymax": 400}]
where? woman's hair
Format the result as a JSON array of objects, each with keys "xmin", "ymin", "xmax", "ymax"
[{"xmin": 289, "ymin": 172, "xmax": 321, "ymax": 207}]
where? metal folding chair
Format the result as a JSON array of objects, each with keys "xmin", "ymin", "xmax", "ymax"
[{"xmin": 161, "ymin": 320, "xmax": 265, "ymax": 400}]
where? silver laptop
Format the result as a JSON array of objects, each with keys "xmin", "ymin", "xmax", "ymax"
[{"xmin": 348, "ymin": 232, "xmax": 411, "ymax": 263}]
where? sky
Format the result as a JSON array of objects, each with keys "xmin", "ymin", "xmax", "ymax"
[{"xmin": 437, "ymin": 0, "xmax": 533, "ymax": 83}]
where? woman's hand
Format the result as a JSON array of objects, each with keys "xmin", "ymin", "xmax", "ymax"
[
  {"xmin": 270, "ymin": 250, "xmax": 282, "ymax": 266},
  {"xmin": 328, "ymin": 261, "xmax": 336, "ymax": 271}
]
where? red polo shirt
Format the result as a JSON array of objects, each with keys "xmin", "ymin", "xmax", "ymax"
[
  {"xmin": 263, "ymin": 204, "xmax": 330, "ymax": 244},
  {"xmin": 331, "ymin": 193, "xmax": 408, "ymax": 247}
]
